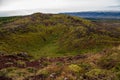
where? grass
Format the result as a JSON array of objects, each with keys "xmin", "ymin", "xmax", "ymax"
[{"xmin": 29, "ymin": 38, "xmax": 60, "ymax": 58}]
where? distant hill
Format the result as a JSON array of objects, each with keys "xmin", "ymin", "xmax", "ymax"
[{"xmin": 63, "ymin": 12, "xmax": 120, "ymax": 19}]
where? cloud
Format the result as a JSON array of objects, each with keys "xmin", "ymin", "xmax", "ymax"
[
  {"xmin": 0, "ymin": 8, "xmax": 62, "ymax": 17},
  {"xmin": 0, "ymin": 0, "xmax": 3, "ymax": 6},
  {"xmin": 107, "ymin": 5, "xmax": 120, "ymax": 11},
  {"xmin": 0, "ymin": 10, "xmax": 27, "ymax": 17},
  {"xmin": 0, "ymin": 0, "xmax": 120, "ymax": 16},
  {"xmin": 0, "ymin": 0, "xmax": 118, "ymax": 11},
  {"xmin": 109, "ymin": 5, "xmax": 120, "ymax": 8}
]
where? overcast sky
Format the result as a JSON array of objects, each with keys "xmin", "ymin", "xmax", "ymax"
[{"xmin": 0, "ymin": 0, "xmax": 120, "ymax": 16}]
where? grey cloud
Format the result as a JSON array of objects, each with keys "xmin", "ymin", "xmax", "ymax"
[
  {"xmin": 109, "ymin": 5, "xmax": 120, "ymax": 8},
  {"xmin": 0, "ymin": 9, "xmax": 56, "ymax": 17},
  {"xmin": 0, "ymin": 0, "xmax": 3, "ymax": 5},
  {"xmin": 0, "ymin": 0, "xmax": 120, "ymax": 16},
  {"xmin": 0, "ymin": 10, "xmax": 32, "ymax": 17}
]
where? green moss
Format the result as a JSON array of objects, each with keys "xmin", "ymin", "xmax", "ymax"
[
  {"xmin": 37, "ymin": 68, "xmax": 49, "ymax": 77},
  {"xmin": 68, "ymin": 64, "xmax": 82, "ymax": 73},
  {"xmin": 27, "ymin": 67, "xmax": 36, "ymax": 73},
  {"xmin": 112, "ymin": 63, "xmax": 120, "ymax": 72},
  {"xmin": 85, "ymin": 69, "xmax": 116, "ymax": 80}
]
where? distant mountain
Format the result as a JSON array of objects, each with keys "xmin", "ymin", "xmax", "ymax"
[{"xmin": 63, "ymin": 12, "xmax": 120, "ymax": 19}]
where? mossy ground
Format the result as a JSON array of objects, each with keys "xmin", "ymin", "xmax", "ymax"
[
  {"xmin": 0, "ymin": 13, "xmax": 120, "ymax": 80},
  {"xmin": 0, "ymin": 13, "xmax": 120, "ymax": 59}
]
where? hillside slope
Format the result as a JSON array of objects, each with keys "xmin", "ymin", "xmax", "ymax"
[
  {"xmin": 0, "ymin": 13, "xmax": 120, "ymax": 58},
  {"xmin": 0, "ymin": 13, "xmax": 120, "ymax": 80}
]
